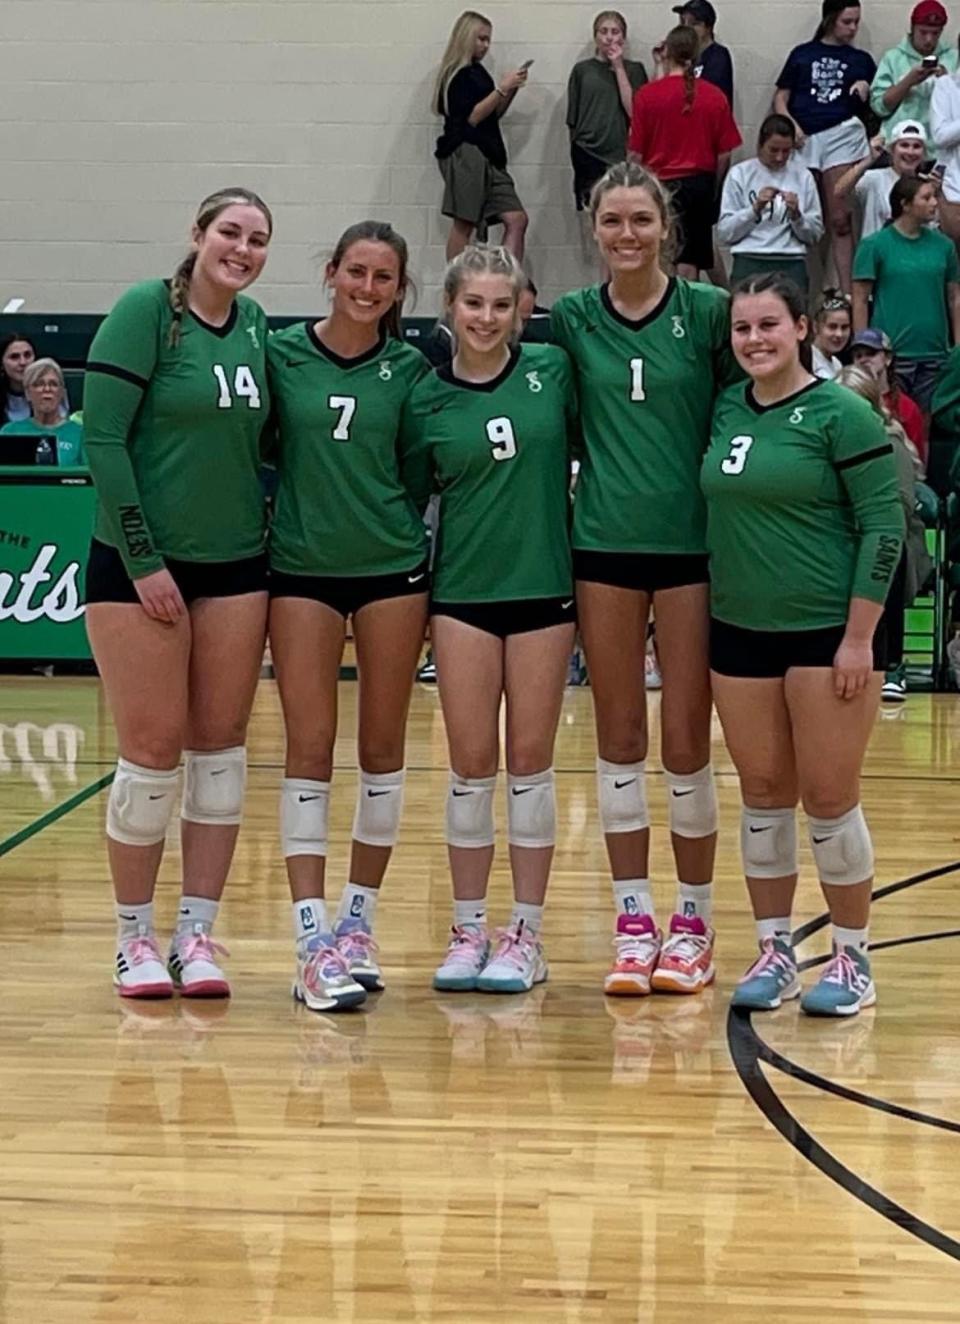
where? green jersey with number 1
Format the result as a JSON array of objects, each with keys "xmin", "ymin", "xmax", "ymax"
[
  {"xmin": 550, "ymin": 278, "xmax": 739, "ymax": 556},
  {"xmin": 267, "ymin": 324, "xmax": 429, "ymax": 577},
  {"xmin": 84, "ymin": 279, "xmax": 269, "ymax": 578},
  {"xmin": 400, "ymin": 344, "xmax": 576, "ymax": 603},
  {"xmin": 701, "ymin": 378, "xmax": 904, "ymax": 632}
]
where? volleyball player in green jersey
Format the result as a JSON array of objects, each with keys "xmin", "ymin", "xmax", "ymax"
[
  {"xmin": 550, "ymin": 161, "xmax": 738, "ymax": 999},
  {"xmin": 83, "ymin": 189, "xmax": 273, "ymax": 1002},
  {"xmin": 702, "ymin": 273, "xmax": 903, "ymax": 1017},
  {"xmin": 400, "ymin": 246, "xmax": 577, "ymax": 994},
  {"xmin": 267, "ymin": 222, "xmax": 429, "ymax": 1013}
]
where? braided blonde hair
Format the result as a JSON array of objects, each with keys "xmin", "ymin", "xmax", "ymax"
[{"xmin": 168, "ymin": 187, "xmax": 273, "ymax": 348}]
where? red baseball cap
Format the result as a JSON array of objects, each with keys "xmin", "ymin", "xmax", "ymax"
[{"xmin": 911, "ymin": 0, "xmax": 947, "ymax": 26}]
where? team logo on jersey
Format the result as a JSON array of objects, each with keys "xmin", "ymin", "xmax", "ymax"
[
  {"xmin": 525, "ymin": 371, "xmax": 542, "ymax": 393},
  {"xmin": 671, "ymin": 316, "xmax": 686, "ymax": 339},
  {"xmin": 789, "ymin": 406, "xmax": 807, "ymax": 425},
  {"xmin": 246, "ymin": 326, "xmax": 260, "ymax": 350},
  {"xmin": 378, "ymin": 360, "xmax": 393, "ymax": 381}
]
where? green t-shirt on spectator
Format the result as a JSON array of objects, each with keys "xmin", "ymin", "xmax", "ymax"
[
  {"xmin": 853, "ymin": 225, "xmax": 960, "ymax": 361},
  {"xmin": 0, "ymin": 416, "xmax": 85, "ymax": 465}
]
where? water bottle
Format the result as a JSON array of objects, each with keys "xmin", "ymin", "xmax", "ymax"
[{"xmin": 36, "ymin": 437, "xmax": 55, "ymax": 465}]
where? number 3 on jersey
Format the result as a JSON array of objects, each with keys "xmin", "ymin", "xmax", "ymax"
[
  {"xmin": 486, "ymin": 416, "xmax": 517, "ymax": 462},
  {"xmin": 212, "ymin": 364, "xmax": 261, "ymax": 409},
  {"xmin": 720, "ymin": 435, "xmax": 755, "ymax": 475}
]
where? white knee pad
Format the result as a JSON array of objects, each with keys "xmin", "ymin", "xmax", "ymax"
[
  {"xmin": 507, "ymin": 767, "xmax": 556, "ymax": 849},
  {"xmin": 741, "ymin": 806, "xmax": 798, "ymax": 879},
  {"xmin": 107, "ymin": 758, "xmax": 180, "ymax": 847},
  {"xmin": 446, "ymin": 773, "xmax": 497, "ymax": 849},
  {"xmin": 664, "ymin": 763, "xmax": 718, "ymax": 839},
  {"xmin": 281, "ymin": 777, "xmax": 329, "ymax": 858},
  {"xmin": 808, "ymin": 805, "xmax": 874, "ymax": 886},
  {"xmin": 352, "ymin": 768, "xmax": 405, "ymax": 848},
  {"xmin": 181, "ymin": 746, "xmax": 246, "ymax": 826},
  {"xmin": 597, "ymin": 758, "xmax": 649, "ymax": 834}
]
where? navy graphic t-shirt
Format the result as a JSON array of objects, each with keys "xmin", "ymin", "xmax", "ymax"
[{"xmin": 776, "ymin": 40, "xmax": 876, "ymax": 135}]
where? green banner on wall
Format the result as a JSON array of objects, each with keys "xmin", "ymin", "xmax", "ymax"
[{"xmin": 0, "ymin": 467, "xmax": 94, "ymax": 660}]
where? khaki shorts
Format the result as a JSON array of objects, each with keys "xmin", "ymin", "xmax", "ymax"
[
  {"xmin": 439, "ymin": 143, "xmax": 523, "ymax": 227},
  {"xmin": 796, "ymin": 116, "xmax": 868, "ymax": 173}
]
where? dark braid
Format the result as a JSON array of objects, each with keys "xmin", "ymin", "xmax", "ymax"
[
  {"xmin": 665, "ymin": 27, "xmax": 699, "ymax": 114},
  {"xmin": 168, "ymin": 253, "xmax": 198, "ymax": 349}
]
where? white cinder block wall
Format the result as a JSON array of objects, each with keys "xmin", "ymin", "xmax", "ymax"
[{"xmin": 0, "ymin": 0, "xmax": 927, "ymax": 316}]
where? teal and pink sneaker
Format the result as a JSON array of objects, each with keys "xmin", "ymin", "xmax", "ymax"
[
  {"xmin": 476, "ymin": 921, "xmax": 548, "ymax": 994},
  {"xmin": 334, "ymin": 918, "xmax": 384, "ymax": 992},
  {"xmin": 801, "ymin": 945, "xmax": 876, "ymax": 1018},
  {"xmin": 730, "ymin": 937, "xmax": 800, "ymax": 1011},
  {"xmin": 433, "ymin": 924, "xmax": 490, "ymax": 992}
]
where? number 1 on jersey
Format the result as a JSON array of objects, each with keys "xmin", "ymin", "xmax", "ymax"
[
  {"xmin": 629, "ymin": 357, "xmax": 646, "ymax": 403},
  {"xmin": 328, "ymin": 395, "xmax": 357, "ymax": 442}
]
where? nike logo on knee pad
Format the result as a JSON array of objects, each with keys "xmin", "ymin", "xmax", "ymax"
[
  {"xmin": 671, "ymin": 789, "xmax": 694, "ymax": 797},
  {"xmin": 614, "ymin": 778, "xmax": 636, "ymax": 789},
  {"xmin": 511, "ymin": 787, "xmax": 534, "ymax": 796},
  {"xmin": 298, "ymin": 794, "xmax": 321, "ymax": 802},
  {"xmin": 748, "ymin": 825, "xmax": 772, "ymax": 833},
  {"xmin": 452, "ymin": 788, "xmax": 473, "ymax": 797},
  {"xmin": 367, "ymin": 789, "xmax": 391, "ymax": 797}
]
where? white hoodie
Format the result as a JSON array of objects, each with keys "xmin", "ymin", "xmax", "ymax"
[
  {"xmin": 931, "ymin": 73, "xmax": 960, "ymax": 204},
  {"xmin": 717, "ymin": 157, "xmax": 824, "ymax": 257}
]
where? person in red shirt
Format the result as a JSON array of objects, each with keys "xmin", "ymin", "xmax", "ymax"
[
  {"xmin": 850, "ymin": 327, "xmax": 928, "ymax": 469},
  {"xmin": 628, "ymin": 25, "xmax": 741, "ymax": 277}
]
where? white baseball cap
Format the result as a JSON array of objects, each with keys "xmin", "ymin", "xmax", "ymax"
[{"xmin": 891, "ymin": 119, "xmax": 927, "ymax": 146}]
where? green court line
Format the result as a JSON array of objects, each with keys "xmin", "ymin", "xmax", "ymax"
[{"xmin": 0, "ymin": 770, "xmax": 114, "ymax": 858}]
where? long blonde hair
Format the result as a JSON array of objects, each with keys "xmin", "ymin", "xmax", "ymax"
[{"xmin": 434, "ymin": 11, "xmax": 492, "ymax": 116}]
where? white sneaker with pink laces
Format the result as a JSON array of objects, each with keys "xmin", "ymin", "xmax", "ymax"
[
  {"xmin": 168, "ymin": 925, "xmax": 231, "ymax": 998},
  {"xmin": 476, "ymin": 921, "xmax": 548, "ymax": 994},
  {"xmin": 433, "ymin": 924, "xmax": 491, "ymax": 992},
  {"xmin": 115, "ymin": 925, "xmax": 174, "ymax": 999}
]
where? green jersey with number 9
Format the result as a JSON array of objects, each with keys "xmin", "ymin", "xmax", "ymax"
[
  {"xmin": 550, "ymin": 278, "xmax": 739, "ymax": 555},
  {"xmin": 267, "ymin": 323, "xmax": 429, "ymax": 577},
  {"xmin": 701, "ymin": 378, "xmax": 904, "ymax": 632},
  {"xmin": 399, "ymin": 343, "xmax": 576, "ymax": 602},
  {"xmin": 84, "ymin": 279, "xmax": 270, "ymax": 578}
]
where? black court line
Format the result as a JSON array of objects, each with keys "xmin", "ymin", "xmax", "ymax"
[
  {"xmin": 791, "ymin": 860, "xmax": 960, "ymax": 946},
  {"xmin": 0, "ymin": 771, "xmax": 114, "ymax": 859}
]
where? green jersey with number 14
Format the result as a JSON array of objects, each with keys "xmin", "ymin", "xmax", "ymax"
[
  {"xmin": 550, "ymin": 278, "xmax": 739, "ymax": 556},
  {"xmin": 267, "ymin": 324, "xmax": 429, "ymax": 577},
  {"xmin": 400, "ymin": 344, "xmax": 576, "ymax": 603},
  {"xmin": 701, "ymin": 378, "xmax": 904, "ymax": 632},
  {"xmin": 84, "ymin": 279, "xmax": 269, "ymax": 577}
]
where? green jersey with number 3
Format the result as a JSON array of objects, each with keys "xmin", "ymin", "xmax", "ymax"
[
  {"xmin": 701, "ymin": 378, "xmax": 904, "ymax": 631},
  {"xmin": 267, "ymin": 324, "xmax": 429, "ymax": 577},
  {"xmin": 550, "ymin": 278, "xmax": 739, "ymax": 555},
  {"xmin": 83, "ymin": 279, "xmax": 269, "ymax": 578},
  {"xmin": 400, "ymin": 343, "xmax": 576, "ymax": 602}
]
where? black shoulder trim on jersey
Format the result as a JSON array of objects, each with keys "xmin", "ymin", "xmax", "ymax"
[
  {"xmin": 436, "ymin": 346, "xmax": 521, "ymax": 393},
  {"xmin": 189, "ymin": 302, "xmax": 238, "ymax": 338},
  {"xmin": 834, "ymin": 443, "xmax": 894, "ymax": 471},
  {"xmin": 84, "ymin": 361, "xmax": 148, "ymax": 390},
  {"xmin": 745, "ymin": 376, "xmax": 823, "ymax": 415},
  {"xmin": 305, "ymin": 320, "xmax": 388, "ymax": 369},
  {"xmin": 599, "ymin": 277, "xmax": 675, "ymax": 332}
]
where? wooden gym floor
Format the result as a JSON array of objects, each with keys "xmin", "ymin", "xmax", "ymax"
[{"xmin": 2, "ymin": 674, "xmax": 959, "ymax": 1322}]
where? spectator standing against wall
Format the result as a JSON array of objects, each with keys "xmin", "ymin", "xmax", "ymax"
[
  {"xmin": 434, "ymin": 11, "xmax": 530, "ymax": 262},
  {"xmin": 629, "ymin": 25, "xmax": 741, "ymax": 278},
  {"xmin": 853, "ymin": 175, "xmax": 960, "ymax": 409},
  {"xmin": 834, "ymin": 119, "xmax": 929, "ymax": 237},
  {"xmin": 871, "ymin": 1, "xmax": 956, "ymax": 142},
  {"xmin": 717, "ymin": 114, "xmax": 824, "ymax": 291},
  {"xmin": 674, "ymin": 0, "xmax": 734, "ymax": 104},
  {"xmin": 774, "ymin": 0, "xmax": 876, "ymax": 293},
  {"xmin": 567, "ymin": 11, "xmax": 648, "ymax": 213},
  {"xmin": 931, "ymin": 37, "xmax": 960, "ymax": 245}
]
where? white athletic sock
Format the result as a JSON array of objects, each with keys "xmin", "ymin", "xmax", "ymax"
[
  {"xmin": 677, "ymin": 881, "xmax": 712, "ymax": 924},
  {"xmin": 756, "ymin": 915, "xmax": 792, "ymax": 945},
  {"xmin": 337, "ymin": 882, "xmax": 380, "ymax": 929},
  {"xmin": 116, "ymin": 901, "xmax": 154, "ymax": 942},
  {"xmin": 176, "ymin": 895, "xmax": 219, "ymax": 936},
  {"xmin": 612, "ymin": 878, "xmax": 654, "ymax": 919},
  {"xmin": 293, "ymin": 898, "xmax": 331, "ymax": 949},
  {"xmin": 510, "ymin": 901, "xmax": 544, "ymax": 935},
  {"xmin": 454, "ymin": 897, "xmax": 487, "ymax": 929},
  {"xmin": 833, "ymin": 923, "xmax": 869, "ymax": 954}
]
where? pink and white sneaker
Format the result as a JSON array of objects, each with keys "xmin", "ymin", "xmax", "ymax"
[
  {"xmin": 433, "ymin": 925, "xmax": 490, "ymax": 992},
  {"xmin": 651, "ymin": 913, "xmax": 716, "ymax": 994},
  {"xmin": 168, "ymin": 926, "xmax": 231, "ymax": 998},
  {"xmin": 604, "ymin": 913, "xmax": 662, "ymax": 997},
  {"xmin": 115, "ymin": 927, "xmax": 174, "ymax": 999},
  {"xmin": 476, "ymin": 921, "xmax": 548, "ymax": 994}
]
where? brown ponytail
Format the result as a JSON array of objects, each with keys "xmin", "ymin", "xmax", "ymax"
[{"xmin": 664, "ymin": 26, "xmax": 699, "ymax": 114}]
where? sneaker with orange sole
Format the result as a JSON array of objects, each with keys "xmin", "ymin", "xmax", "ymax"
[
  {"xmin": 604, "ymin": 913, "xmax": 662, "ymax": 996},
  {"xmin": 651, "ymin": 913, "xmax": 716, "ymax": 994}
]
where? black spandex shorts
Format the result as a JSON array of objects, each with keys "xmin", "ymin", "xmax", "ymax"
[
  {"xmin": 574, "ymin": 549, "xmax": 709, "ymax": 593},
  {"xmin": 84, "ymin": 538, "xmax": 269, "ymax": 605},
  {"xmin": 431, "ymin": 596, "xmax": 576, "ymax": 639},
  {"xmin": 270, "ymin": 561, "xmax": 429, "ymax": 618},
  {"xmin": 664, "ymin": 172, "xmax": 717, "ymax": 272},
  {"xmin": 710, "ymin": 618, "xmax": 887, "ymax": 679}
]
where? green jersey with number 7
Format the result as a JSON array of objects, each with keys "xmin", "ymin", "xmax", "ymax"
[
  {"xmin": 701, "ymin": 378, "xmax": 904, "ymax": 632},
  {"xmin": 84, "ymin": 279, "xmax": 270, "ymax": 578},
  {"xmin": 549, "ymin": 278, "xmax": 740, "ymax": 556}
]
